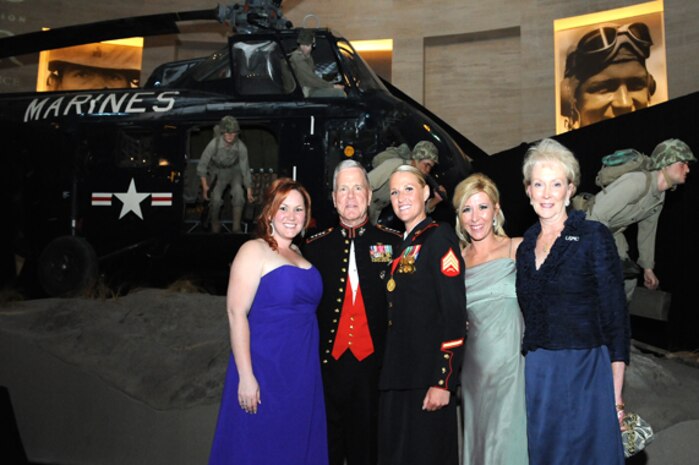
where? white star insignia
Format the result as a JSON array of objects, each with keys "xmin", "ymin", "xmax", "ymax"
[{"xmin": 113, "ymin": 178, "xmax": 150, "ymax": 219}]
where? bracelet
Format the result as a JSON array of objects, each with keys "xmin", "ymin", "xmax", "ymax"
[{"xmin": 615, "ymin": 403, "xmax": 625, "ymax": 411}]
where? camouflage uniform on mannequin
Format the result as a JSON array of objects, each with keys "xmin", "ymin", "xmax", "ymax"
[
  {"xmin": 197, "ymin": 116, "xmax": 254, "ymax": 233},
  {"xmin": 368, "ymin": 141, "xmax": 441, "ymax": 224},
  {"xmin": 587, "ymin": 139, "xmax": 695, "ymax": 301}
]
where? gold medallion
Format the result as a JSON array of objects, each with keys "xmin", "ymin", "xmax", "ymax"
[{"xmin": 386, "ymin": 278, "xmax": 396, "ymax": 292}]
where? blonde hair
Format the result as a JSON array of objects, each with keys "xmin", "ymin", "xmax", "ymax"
[
  {"xmin": 453, "ymin": 173, "xmax": 506, "ymax": 245},
  {"xmin": 390, "ymin": 164, "xmax": 427, "ymax": 187},
  {"xmin": 522, "ymin": 138, "xmax": 580, "ymax": 191}
]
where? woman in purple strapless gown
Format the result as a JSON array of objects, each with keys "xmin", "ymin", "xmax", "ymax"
[{"xmin": 209, "ymin": 178, "xmax": 328, "ymax": 465}]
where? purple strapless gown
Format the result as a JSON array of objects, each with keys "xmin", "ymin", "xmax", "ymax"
[{"xmin": 209, "ymin": 265, "xmax": 328, "ymax": 465}]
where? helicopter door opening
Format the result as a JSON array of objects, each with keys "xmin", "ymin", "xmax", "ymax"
[{"xmin": 185, "ymin": 124, "xmax": 279, "ymax": 234}]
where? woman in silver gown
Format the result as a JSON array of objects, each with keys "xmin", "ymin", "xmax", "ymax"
[{"xmin": 453, "ymin": 173, "xmax": 528, "ymax": 465}]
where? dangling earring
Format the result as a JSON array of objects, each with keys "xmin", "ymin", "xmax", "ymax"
[
  {"xmin": 492, "ymin": 218, "xmax": 497, "ymax": 227},
  {"xmin": 269, "ymin": 221, "xmax": 276, "ymax": 236},
  {"xmin": 565, "ymin": 198, "xmax": 570, "ymax": 207}
]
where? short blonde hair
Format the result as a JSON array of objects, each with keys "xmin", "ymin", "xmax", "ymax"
[
  {"xmin": 453, "ymin": 173, "xmax": 506, "ymax": 245},
  {"xmin": 522, "ymin": 138, "xmax": 580, "ymax": 190}
]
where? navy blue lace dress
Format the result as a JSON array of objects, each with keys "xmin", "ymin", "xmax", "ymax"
[{"xmin": 515, "ymin": 211, "xmax": 629, "ymax": 465}]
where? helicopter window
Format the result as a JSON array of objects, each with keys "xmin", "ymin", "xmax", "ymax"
[
  {"xmin": 336, "ymin": 41, "xmax": 386, "ymax": 93},
  {"xmin": 188, "ymin": 48, "xmax": 232, "ymax": 82},
  {"xmin": 231, "ymin": 40, "xmax": 290, "ymax": 96},
  {"xmin": 116, "ymin": 131, "xmax": 156, "ymax": 168}
]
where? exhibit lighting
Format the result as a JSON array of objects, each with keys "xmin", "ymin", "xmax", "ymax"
[{"xmin": 350, "ymin": 39, "xmax": 393, "ymax": 53}]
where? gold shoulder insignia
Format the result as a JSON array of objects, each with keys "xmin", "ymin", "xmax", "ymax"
[
  {"xmin": 376, "ymin": 224, "xmax": 402, "ymax": 237},
  {"xmin": 305, "ymin": 227, "xmax": 334, "ymax": 244}
]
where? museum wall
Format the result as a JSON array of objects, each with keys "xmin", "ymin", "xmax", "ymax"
[{"xmin": 1, "ymin": 0, "xmax": 698, "ymax": 154}]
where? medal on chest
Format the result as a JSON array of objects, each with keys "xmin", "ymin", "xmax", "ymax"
[{"xmin": 387, "ymin": 245, "xmax": 421, "ymax": 291}]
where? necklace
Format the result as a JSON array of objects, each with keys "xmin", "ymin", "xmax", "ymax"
[{"xmin": 539, "ymin": 232, "xmax": 560, "ymax": 254}]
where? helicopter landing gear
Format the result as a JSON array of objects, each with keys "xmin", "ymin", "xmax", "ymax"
[{"xmin": 37, "ymin": 236, "xmax": 98, "ymax": 297}]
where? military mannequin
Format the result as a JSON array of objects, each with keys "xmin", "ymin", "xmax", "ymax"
[
  {"xmin": 368, "ymin": 140, "xmax": 443, "ymax": 224},
  {"xmin": 288, "ymin": 29, "xmax": 346, "ymax": 98},
  {"xmin": 197, "ymin": 116, "xmax": 254, "ymax": 233},
  {"xmin": 587, "ymin": 138, "xmax": 696, "ymax": 300}
]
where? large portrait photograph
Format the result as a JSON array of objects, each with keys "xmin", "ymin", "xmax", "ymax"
[
  {"xmin": 554, "ymin": 4, "xmax": 668, "ymax": 133},
  {"xmin": 37, "ymin": 40, "xmax": 142, "ymax": 92}
]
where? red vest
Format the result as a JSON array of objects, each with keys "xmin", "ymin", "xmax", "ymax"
[{"xmin": 331, "ymin": 279, "xmax": 374, "ymax": 361}]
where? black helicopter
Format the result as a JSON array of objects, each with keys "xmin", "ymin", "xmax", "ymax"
[{"xmin": 0, "ymin": 1, "xmax": 480, "ymax": 297}]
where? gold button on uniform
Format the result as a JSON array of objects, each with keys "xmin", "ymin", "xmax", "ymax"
[
  {"xmin": 443, "ymin": 354, "xmax": 450, "ymax": 359},
  {"xmin": 438, "ymin": 380, "xmax": 444, "ymax": 386}
]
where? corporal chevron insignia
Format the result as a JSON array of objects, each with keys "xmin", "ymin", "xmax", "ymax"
[{"xmin": 440, "ymin": 248, "xmax": 460, "ymax": 277}]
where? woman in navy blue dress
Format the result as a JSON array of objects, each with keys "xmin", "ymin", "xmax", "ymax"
[
  {"xmin": 515, "ymin": 139, "xmax": 629, "ymax": 465},
  {"xmin": 209, "ymin": 178, "xmax": 328, "ymax": 465}
]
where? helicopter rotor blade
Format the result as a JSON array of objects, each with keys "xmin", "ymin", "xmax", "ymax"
[{"xmin": 0, "ymin": 8, "xmax": 218, "ymax": 59}]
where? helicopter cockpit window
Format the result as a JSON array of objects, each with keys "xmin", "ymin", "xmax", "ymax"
[
  {"xmin": 336, "ymin": 40, "xmax": 386, "ymax": 93},
  {"xmin": 231, "ymin": 40, "xmax": 291, "ymax": 96},
  {"xmin": 189, "ymin": 48, "xmax": 231, "ymax": 82},
  {"xmin": 116, "ymin": 130, "xmax": 156, "ymax": 168}
]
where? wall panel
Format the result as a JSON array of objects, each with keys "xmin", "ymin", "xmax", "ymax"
[{"xmin": 424, "ymin": 29, "xmax": 522, "ymax": 154}]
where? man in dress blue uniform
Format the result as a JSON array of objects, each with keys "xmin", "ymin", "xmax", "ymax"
[{"xmin": 304, "ymin": 159, "xmax": 401, "ymax": 465}]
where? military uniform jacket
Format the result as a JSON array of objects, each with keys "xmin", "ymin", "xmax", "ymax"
[
  {"xmin": 304, "ymin": 220, "xmax": 401, "ymax": 367},
  {"xmin": 196, "ymin": 137, "xmax": 252, "ymax": 188},
  {"xmin": 288, "ymin": 49, "xmax": 334, "ymax": 90},
  {"xmin": 588, "ymin": 171, "xmax": 665, "ymax": 270},
  {"xmin": 379, "ymin": 218, "xmax": 466, "ymax": 392}
]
